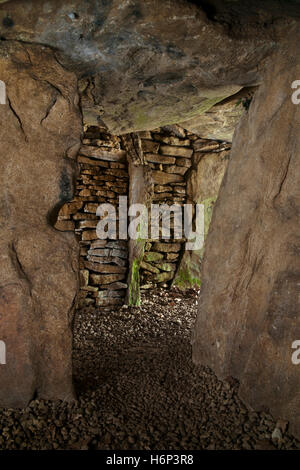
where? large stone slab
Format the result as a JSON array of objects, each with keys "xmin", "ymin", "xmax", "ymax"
[
  {"xmin": 192, "ymin": 28, "xmax": 300, "ymax": 437},
  {"xmin": 180, "ymin": 87, "xmax": 256, "ymax": 142},
  {"xmin": 0, "ymin": 42, "xmax": 82, "ymax": 407},
  {"xmin": 0, "ymin": 0, "xmax": 285, "ymax": 133}
]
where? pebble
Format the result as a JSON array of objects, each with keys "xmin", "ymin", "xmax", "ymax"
[{"xmin": 0, "ymin": 288, "xmax": 298, "ymax": 450}]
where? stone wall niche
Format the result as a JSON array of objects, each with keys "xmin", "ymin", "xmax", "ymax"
[
  {"xmin": 192, "ymin": 29, "xmax": 300, "ymax": 437},
  {"xmin": 0, "ymin": 43, "xmax": 82, "ymax": 407}
]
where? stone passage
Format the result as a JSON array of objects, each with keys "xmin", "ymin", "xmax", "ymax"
[
  {"xmin": 140, "ymin": 128, "xmax": 231, "ymax": 290},
  {"xmin": 139, "ymin": 127, "xmax": 193, "ymax": 289},
  {"xmin": 57, "ymin": 124, "xmax": 231, "ymax": 306}
]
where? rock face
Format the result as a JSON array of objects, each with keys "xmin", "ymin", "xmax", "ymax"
[
  {"xmin": 173, "ymin": 140, "xmax": 230, "ymax": 289},
  {"xmin": 0, "ymin": 42, "xmax": 82, "ymax": 407},
  {"xmin": 0, "ymin": 0, "xmax": 281, "ymax": 134},
  {"xmin": 192, "ymin": 29, "xmax": 300, "ymax": 437},
  {"xmin": 179, "ymin": 88, "xmax": 256, "ymax": 142}
]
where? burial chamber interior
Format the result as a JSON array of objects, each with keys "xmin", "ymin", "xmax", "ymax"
[{"xmin": 0, "ymin": 0, "xmax": 299, "ymax": 449}]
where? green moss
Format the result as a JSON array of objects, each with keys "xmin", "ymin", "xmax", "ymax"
[
  {"xmin": 174, "ymin": 266, "xmax": 201, "ymax": 290},
  {"xmin": 127, "ymin": 94, "xmax": 233, "ymax": 131},
  {"xmin": 154, "ymin": 271, "xmax": 174, "ymax": 283},
  {"xmin": 128, "ymin": 258, "xmax": 141, "ymax": 306},
  {"xmin": 128, "ymin": 237, "xmax": 146, "ymax": 306},
  {"xmin": 202, "ymin": 196, "xmax": 217, "ymax": 237},
  {"xmin": 155, "ymin": 262, "xmax": 176, "ymax": 272},
  {"xmin": 173, "ymin": 198, "xmax": 217, "ymax": 290},
  {"xmin": 144, "ymin": 252, "xmax": 163, "ymax": 262}
]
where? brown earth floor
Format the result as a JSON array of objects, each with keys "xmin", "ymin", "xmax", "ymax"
[{"xmin": 0, "ymin": 288, "xmax": 299, "ymax": 450}]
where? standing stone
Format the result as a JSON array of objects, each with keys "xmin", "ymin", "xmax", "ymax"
[
  {"xmin": 192, "ymin": 29, "xmax": 300, "ymax": 438},
  {"xmin": 173, "ymin": 148, "xmax": 229, "ymax": 289},
  {"xmin": 122, "ymin": 134, "xmax": 153, "ymax": 306},
  {"xmin": 0, "ymin": 43, "xmax": 82, "ymax": 407}
]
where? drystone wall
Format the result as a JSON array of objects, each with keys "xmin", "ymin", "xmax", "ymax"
[
  {"xmin": 139, "ymin": 127, "xmax": 193, "ymax": 289},
  {"xmin": 56, "ymin": 125, "xmax": 129, "ymax": 309},
  {"xmin": 56, "ymin": 124, "xmax": 231, "ymax": 306},
  {"xmin": 140, "ymin": 128, "xmax": 231, "ymax": 290}
]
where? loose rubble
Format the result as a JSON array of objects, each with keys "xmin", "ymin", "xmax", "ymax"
[{"xmin": 0, "ymin": 289, "xmax": 299, "ymax": 450}]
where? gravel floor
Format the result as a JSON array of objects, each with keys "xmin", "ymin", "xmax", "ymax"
[{"xmin": 0, "ymin": 288, "xmax": 299, "ymax": 450}]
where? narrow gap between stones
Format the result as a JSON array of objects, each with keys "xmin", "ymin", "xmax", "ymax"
[{"xmin": 33, "ymin": 121, "xmax": 298, "ymax": 451}]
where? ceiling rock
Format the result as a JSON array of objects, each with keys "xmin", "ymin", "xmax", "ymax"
[
  {"xmin": 179, "ymin": 87, "xmax": 257, "ymax": 142},
  {"xmin": 0, "ymin": 0, "xmax": 288, "ymax": 133}
]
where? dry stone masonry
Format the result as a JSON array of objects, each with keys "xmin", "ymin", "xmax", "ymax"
[
  {"xmin": 140, "ymin": 126, "xmax": 193, "ymax": 289},
  {"xmin": 57, "ymin": 123, "xmax": 231, "ymax": 304},
  {"xmin": 56, "ymin": 125, "xmax": 129, "ymax": 309},
  {"xmin": 140, "ymin": 127, "xmax": 231, "ymax": 291}
]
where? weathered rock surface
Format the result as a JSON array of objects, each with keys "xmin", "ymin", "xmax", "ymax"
[
  {"xmin": 0, "ymin": 42, "xmax": 82, "ymax": 407},
  {"xmin": 192, "ymin": 29, "xmax": 300, "ymax": 437},
  {"xmin": 180, "ymin": 88, "xmax": 256, "ymax": 142},
  {"xmin": 173, "ymin": 141, "xmax": 230, "ymax": 289},
  {"xmin": 122, "ymin": 134, "xmax": 153, "ymax": 306},
  {"xmin": 0, "ymin": 0, "xmax": 284, "ymax": 133}
]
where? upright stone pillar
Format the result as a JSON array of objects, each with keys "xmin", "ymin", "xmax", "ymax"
[
  {"xmin": 0, "ymin": 42, "xmax": 82, "ymax": 406},
  {"xmin": 122, "ymin": 134, "xmax": 153, "ymax": 306},
  {"xmin": 192, "ymin": 28, "xmax": 300, "ymax": 436}
]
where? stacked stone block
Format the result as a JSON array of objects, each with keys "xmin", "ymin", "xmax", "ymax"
[
  {"xmin": 56, "ymin": 125, "xmax": 129, "ymax": 308},
  {"xmin": 139, "ymin": 126, "xmax": 231, "ymax": 289},
  {"xmin": 139, "ymin": 126, "xmax": 195, "ymax": 289},
  {"xmin": 56, "ymin": 122, "xmax": 231, "ymax": 306}
]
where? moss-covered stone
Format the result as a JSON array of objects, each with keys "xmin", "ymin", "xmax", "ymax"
[
  {"xmin": 154, "ymin": 271, "xmax": 174, "ymax": 283},
  {"xmin": 155, "ymin": 262, "xmax": 176, "ymax": 272},
  {"xmin": 144, "ymin": 252, "xmax": 163, "ymax": 262},
  {"xmin": 174, "ymin": 143, "xmax": 230, "ymax": 291},
  {"xmin": 173, "ymin": 265, "xmax": 201, "ymax": 290},
  {"xmin": 140, "ymin": 261, "xmax": 160, "ymax": 274},
  {"xmin": 128, "ymin": 258, "xmax": 141, "ymax": 306},
  {"xmin": 123, "ymin": 95, "xmax": 233, "ymax": 134}
]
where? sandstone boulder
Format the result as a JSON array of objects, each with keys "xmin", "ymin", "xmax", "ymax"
[
  {"xmin": 192, "ymin": 28, "xmax": 300, "ymax": 437},
  {"xmin": 0, "ymin": 42, "xmax": 82, "ymax": 407}
]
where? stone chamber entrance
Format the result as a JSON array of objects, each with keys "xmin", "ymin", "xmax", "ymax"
[
  {"xmin": 0, "ymin": 0, "xmax": 300, "ymax": 452},
  {"xmin": 1, "ymin": 117, "xmax": 298, "ymax": 451},
  {"xmin": 56, "ymin": 122, "xmax": 231, "ymax": 310}
]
